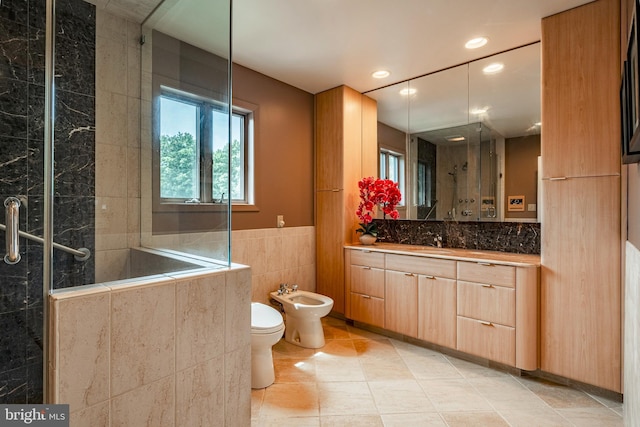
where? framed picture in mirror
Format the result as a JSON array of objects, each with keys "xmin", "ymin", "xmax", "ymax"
[{"xmin": 624, "ymin": 4, "xmax": 640, "ymax": 162}]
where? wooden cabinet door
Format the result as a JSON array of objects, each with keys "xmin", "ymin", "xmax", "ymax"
[
  {"xmin": 541, "ymin": 175, "xmax": 621, "ymax": 392},
  {"xmin": 316, "ymin": 190, "xmax": 345, "ymax": 313},
  {"xmin": 541, "ymin": 0, "xmax": 620, "ymax": 178},
  {"xmin": 418, "ymin": 276, "xmax": 456, "ymax": 348},
  {"xmin": 350, "ymin": 265, "xmax": 385, "ymax": 299},
  {"xmin": 315, "ymin": 87, "xmax": 345, "ymax": 191},
  {"xmin": 315, "ymin": 86, "xmax": 364, "ymax": 191},
  {"xmin": 350, "ymin": 293, "xmax": 384, "ymax": 328},
  {"xmin": 384, "ymin": 270, "xmax": 418, "ymax": 337}
]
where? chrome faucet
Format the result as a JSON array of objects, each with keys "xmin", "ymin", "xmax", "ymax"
[
  {"xmin": 434, "ymin": 235, "xmax": 443, "ymax": 248},
  {"xmin": 291, "ymin": 284, "xmax": 298, "ymax": 292},
  {"xmin": 278, "ymin": 283, "xmax": 289, "ymax": 295}
]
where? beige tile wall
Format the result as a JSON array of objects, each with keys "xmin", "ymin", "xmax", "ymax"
[
  {"xmin": 625, "ymin": 241, "xmax": 640, "ymax": 423},
  {"xmin": 232, "ymin": 226, "xmax": 316, "ymax": 304},
  {"xmin": 94, "ymin": 9, "xmax": 142, "ymax": 284},
  {"xmin": 48, "ymin": 266, "xmax": 251, "ymax": 427}
]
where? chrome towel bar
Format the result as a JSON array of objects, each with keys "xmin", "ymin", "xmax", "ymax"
[
  {"xmin": 1, "ymin": 196, "xmax": 90, "ymax": 264},
  {"xmin": 4, "ymin": 197, "xmax": 21, "ymax": 264}
]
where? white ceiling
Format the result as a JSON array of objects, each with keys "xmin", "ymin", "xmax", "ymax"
[
  {"xmin": 137, "ymin": 0, "xmax": 595, "ymax": 95},
  {"xmin": 96, "ymin": 0, "xmax": 596, "ymax": 138},
  {"xmin": 231, "ymin": 0, "xmax": 594, "ymax": 94}
]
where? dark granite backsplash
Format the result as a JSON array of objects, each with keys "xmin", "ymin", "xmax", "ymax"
[{"xmin": 374, "ymin": 219, "xmax": 540, "ymax": 255}]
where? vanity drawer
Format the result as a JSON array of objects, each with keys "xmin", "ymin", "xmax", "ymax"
[
  {"xmin": 457, "ymin": 316, "xmax": 515, "ymax": 366},
  {"xmin": 457, "ymin": 281, "xmax": 515, "ymax": 327},
  {"xmin": 457, "ymin": 261, "xmax": 515, "ymax": 288},
  {"xmin": 350, "ymin": 249, "xmax": 385, "ymax": 269},
  {"xmin": 385, "ymin": 254, "xmax": 456, "ymax": 278},
  {"xmin": 350, "ymin": 265, "xmax": 385, "ymax": 298},
  {"xmin": 350, "ymin": 292, "xmax": 384, "ymax": 328}
]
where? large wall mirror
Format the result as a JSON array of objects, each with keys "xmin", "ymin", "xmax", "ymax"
[{"xmin": 367, "ymin": 42, "xmax": 541, "ymax": 222}]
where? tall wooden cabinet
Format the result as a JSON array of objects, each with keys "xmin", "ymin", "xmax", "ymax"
[
  {"xmin": 315, "ymin": 86, "xmax": 377, "ymax": 314},
  {"xmin": 541, "ymin": 0, "xmax": 622, "ymax": 392}
]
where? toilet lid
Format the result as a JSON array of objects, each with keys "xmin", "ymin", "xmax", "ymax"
[{"xmin": 251, "ymin": 302, "xmax": 284, "ymax": 333}]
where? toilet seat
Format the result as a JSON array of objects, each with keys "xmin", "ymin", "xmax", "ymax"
[{"xmin": 251, "ymin": 302, "xmax": 284, "ymax": 335}]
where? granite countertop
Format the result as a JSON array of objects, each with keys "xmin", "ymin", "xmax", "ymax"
[{"xmin": 344, "ymin": 242, "xmax": 541, "ymax": 267}]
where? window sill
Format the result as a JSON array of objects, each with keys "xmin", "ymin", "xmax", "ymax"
[{"xmin": 154, "ymin": 202, "xmax": 258, "ymax": 214}]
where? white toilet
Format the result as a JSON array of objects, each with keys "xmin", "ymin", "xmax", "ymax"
[
  {"xmin": 269, "ymin": 288, "xmax": 333, "ymax": 349},
  {"xmin": 251, "ymin": 302, "xmax": 285, "ymax": 389}
]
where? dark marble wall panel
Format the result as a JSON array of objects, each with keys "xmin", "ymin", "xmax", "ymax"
[
  {"xmin": 0, "ymin": 0, "xmax": 96, "ymax": 404},
  {"xmin": 374, "ymin": 219, "xmax": 540, "ymax": 255}
]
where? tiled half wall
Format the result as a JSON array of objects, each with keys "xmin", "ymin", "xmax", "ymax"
[
  {"xmin": 232, "ymin": 226, "xmax": 316, "ymax": 305},
  {"xmin": 48, "ymin": 266, "xmax": 251, "ymax": 427}
]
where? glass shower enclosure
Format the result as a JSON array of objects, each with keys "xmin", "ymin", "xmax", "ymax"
[{"xmin": 0, "ymin": 0, "xmax": 231, "ymax": 403}]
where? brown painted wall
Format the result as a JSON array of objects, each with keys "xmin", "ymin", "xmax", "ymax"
[
  {"xmin": 232, "ymin": 64, "xmax": 315, "ymax": 229},
  {"xmin": 504, "ymin": 134, "xmax": 540, "ymax": 220},
  {"xmin": 378, "ymin": 122, "xmax": 406, "ymax": 154}
]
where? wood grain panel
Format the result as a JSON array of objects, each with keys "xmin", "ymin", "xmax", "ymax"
[
  {"xmin": 386, "ymin": 254, "xmax": 456, "ymax": 278},
  {"xmin": 315, "ymin": 87, "xmax": 344, "ymax": 190},
  {"xmin": 418, "ymin": 276, "xmax": 456, "ymax": 348},
  {"xmin": 516, "ymin": 266, "xmax": 539, "ymax": 371},
  {"xmin": 541, "ymin": 175, "xmax": 621, "ymax": 392},
  {"xmin": 457, "ymin": 316, "xmax": 515, "ymax": 366},
  {"xmin": 350, "ymin": 248, "xmax": 385, "ymax": 269},
  {"xmin": 457, "ymin": 261, "xmax": 515, "ymax": 288},
  {"xmin": 541, "ymin": 0, "xmax": 620, "ymax": 177},
  {"xmin": 385, "ymin": 270, "xmax": 418, "ymax": 337},
  {"xmin": 457, "ymin": 281, "xmax": 515, "ymax": 327},
  {"xmin": 350, "ymin": 265, "xmax": 385, "ymax": 299},
  {"xmin": 316, "ymin": 191, "xmax": 345, "ymax": 313},
  {"xmin": 350, "ymin": 293, "xmax": 384, "ymax": 328}
]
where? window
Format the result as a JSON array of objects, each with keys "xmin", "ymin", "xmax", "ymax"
[
  {"xmin": 158, "ymin": 88, "xmax": 253, "ymax": 206},
  {"xmin": 380, "ymin": 149, "xmax": 405, "ymax": 205}
]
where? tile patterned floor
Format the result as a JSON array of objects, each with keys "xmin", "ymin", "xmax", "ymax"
[{"xmin": 251, "ymin": 317, "xmax": 624, "ymax": 427}]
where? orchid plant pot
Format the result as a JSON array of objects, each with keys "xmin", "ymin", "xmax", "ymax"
[{"xmin": 359, "ymin": 233, "xmax": 377, "ymax": 245}]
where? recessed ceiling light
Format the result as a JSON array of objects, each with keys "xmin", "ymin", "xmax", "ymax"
[
  {"xmin": 483, "ymin": 63, "xmax": 504, "ymax": 74},
  {"xmin": 471, "ymin": 107, "xmax": 488, "ymax": 115},
  {"xmin": 465, "ymin": 37, "xmax": 488, "ymax": 49},
  {"xmin": 400, "ymin": 87, "xmax": 417, "ymax": 96},
  {"xmin": 446, "ymin": 135, "xmax": 466, "ymax": 142},
  {"xmin": 372, "ymin": 70, "xmax": 390, "ymax": 79}
]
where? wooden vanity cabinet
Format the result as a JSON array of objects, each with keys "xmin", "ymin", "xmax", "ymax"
[
  {"xmin": 385, "ymin": 254, "xmax": 456, "ymax": 341},
  {"xmin": 456, "ymin": 261, "xmax": 538, "ymax": 370},
  {"xmin": 347, "ymin": 249, "xmax": 385, "ymax": 328},
  {"xmin": 316, "ymin": 86, "xmax": 378, "ymax": 315},
  {"xmin": 456, "ymin": 262, "xmax": 517, "ymax": 366},
  {"xmin": 384, "ymin": 270, "xmax": 418, "ymax": 337},
  {"xmin": 344, "ymin": 247, "xmax": 539, "ymax": 371},
  {"xmin": 418, "ymin": 275, "xmax": 457, "ymax": 349}
]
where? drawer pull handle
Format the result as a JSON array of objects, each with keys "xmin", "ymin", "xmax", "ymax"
[
  {"xmin": 477, "ymin": 262, "xmax": 494, "ymax": 267},
  {"xmin": 549, "ymin": 176, "xmax": 567, "ymax": 181},
  {"xmin": 424, "ymin": 275, "xmax": 435, "ymax": 279},
  {"xmin": 481, "ymin": 284, "xmax": 494, "ymax": 288},
  {"xmin": 480, "ymin": 321, "xmax": 493, "ymax": 327},
  {"xmin": 362, "ymin": 295, "xmax": 371, "ymax": 299},
  {"xmin": 363, "ymin": 266, "xmax": 371, "ymax": 270},
  {"xmin": 332, "ymin": 188, "xmax": 340, "ymax": 192},
  {"xmin": 405, "ymin": 273, "xmax": 414, "ymax": 277}
]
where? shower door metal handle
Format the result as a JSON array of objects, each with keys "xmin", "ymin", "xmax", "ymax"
[{"xmin": 4, "ymin": 197, "xmax": 21, "ymax": 265}]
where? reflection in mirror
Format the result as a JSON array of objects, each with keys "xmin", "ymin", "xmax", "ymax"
[
  {"xmin": 367, "ymin": 42, "xmax": 541, "ymax": 222},
  {"xmin": 411, "ymin": 122, "xmax": 498, "ymax": 222}
]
